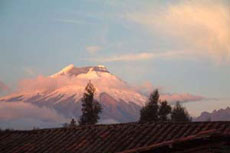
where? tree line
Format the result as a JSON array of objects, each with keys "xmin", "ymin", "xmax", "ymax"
[
  {"xmin": 139, "ymin": 89, "xmax": 191, "ymax": 123},
  {"xmin": 67, "ymin": 81, "xmax": 191, "ymax": 127}
]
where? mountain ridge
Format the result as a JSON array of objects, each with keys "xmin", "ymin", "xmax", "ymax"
[
  {"xmin": 51, "ymin": 64, "xmax": 110, "ymax": 78},
  {"xmin": 0, "ymin": 64, "xmax": 146, "ymax": 123},
  {"xmin": 0, "ymin": 64, "xmax": 207, "ymax": 124},
  {"xmin": 195, "ymin": 106, "xmax": 230, "ymax": 121}
]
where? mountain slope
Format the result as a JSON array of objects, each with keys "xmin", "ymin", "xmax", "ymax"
[
  {"xmin": 195, "ymin": 107, "xmax": 230, "ymax": 121},
  {"xmin": 0, "ymin": 65, "xmax": 146, "ymax": 122},
  {"xmin": 0, "ymin": 64, "xmax": 206, "ymax": 124}
]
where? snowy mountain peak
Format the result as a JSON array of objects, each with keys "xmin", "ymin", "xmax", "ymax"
[
  {"xmin": 62, "ymin": 64, "xmax": 75, "ymax": 72},
  {"xmin": 0, "ymin": 64, "xmax": 147, "ymax": 123},
  {"xmin": 51, "ymin": 64, "xmax": 109, "ymax": 78},
  {"xmin": 97, "ymin": 65, "xmax": 105, "ymax": 68},
  {"xmin": 96, "ymin": 65, "xmax": 108, "ymax": 71},
  {"xmin": 58, "ymin": 64, "xmax": 75, "ymax": 74}
]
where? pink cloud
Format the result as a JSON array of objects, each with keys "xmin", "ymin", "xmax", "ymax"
[
  {"xmin": 134, "ymin": 81, "xmax": 164, "ymax": 96},
  {"xmin": 134, "ymin": 82, "xmax": 204, "ymax": 103},
  {"xmin": 127, "ymin": 0, "xmax": 230, "ymax": 63},
  {"xmin": 17, "ymin": 75, "xmax": 205, "ymax": 104},
  {"xmin": 0, "ymin": 102, "xmax": 67, "ymax": 129},
  {"xmin": 18, "ymin": 75, "xmax": 59, "ymax": 92},
  {"xmin": 160, "ymin": 93, "xmax": 205, "ymax": 103}
]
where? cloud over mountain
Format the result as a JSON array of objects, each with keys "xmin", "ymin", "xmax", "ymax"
[
  {"xmin": 0, "ymin": 65, "xmax": 206, "ymax": 129},
  {"xmin": 127, "ymin": 0, "xmax": 230, "ymax": 63},
  {"xmin": 89, "ymin": 51, "xmax": 187, "ymax": 62},
  {"xmin": 0, "ymin": 102, "xmax": 67, "ymax": 130},
  {"xmin": 15, "ymin": 65, "xmax": 204, "ymax": 104},
  {"xmin": 160, "ymin": 93, "xmax": 204, "ymax": 103}
]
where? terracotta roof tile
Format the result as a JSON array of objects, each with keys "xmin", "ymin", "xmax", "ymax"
[{"xmin": 0, "ymin": 121, "xmax": 230, "ymax": 153}]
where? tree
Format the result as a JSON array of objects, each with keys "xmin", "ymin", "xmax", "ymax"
[
  {"xmin": 139, "ymin": 89, "xmax": 160, "ymax": 122},
  {"xmin": 62, "ymin": 119, "xmax": 77, "ymax": 128},
  {"xmin": 79, "ymin": 81, "xmax": 102, "ymax": 125},
  {"xmin": 159, "ymin": 100, "xmax": 172, "ymax": 121},
  {"xmin": 62, "ymin": 122, "xmax": 69, "ymax": 128},
  {"xmin": 171, "ymin": 102, "xmax": 192, "ymax": 122},
  {"xmin": 69, "ymin": 118, "xmax": 77, "ymax": 127}
]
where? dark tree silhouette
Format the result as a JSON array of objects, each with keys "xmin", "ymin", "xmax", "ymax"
[
  {"xmin": 139, "ymin": 89, "xmax": 160, "ymax": 122},
  {"xmin": 79, "ymin": 81, "xmax": 102, "ymax": 125},
  {"xmin": 62, "ymin": 118, "xmax": 77, "ymax": 128},
  {"xmin": 62, "ymin": 122, "xmax": 69, "ymax": 128},
  {"xmin": 171, "ymin": 102, "xmax": 192, "ymax": 122},
  {"xmin": 70, "ymin": 118, "xmax": 77, "ymax": 127},
  {"xmin": 140, "ymin": 90, "xmax": 192, "ymax": 123},
  {"xmin": 159, "ymin": 100, "xmax": 172, "ymax": 121}
]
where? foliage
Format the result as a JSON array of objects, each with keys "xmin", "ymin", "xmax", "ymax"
[
  {"xmin": 139, "ymin": 90, "xmax": 160, "ymax": 122},
  {"xmin": 171, "ymin": 102, "xmax": 192, "ymax": 122},
  {"xmin": 79, "ymin": 81, "xmax": 102, "ymax": 125},
  {"xmin": 140, "ymin": 90, "xmax": 172, "ymax": 122},
  {"xmin": 159, "ymin": 100, "xmax": 172, "ymax": 121},
  {"xmin": 140, "ymin": 89, "xmax": 191, "ymax": 123},
  {"xmin": 62, "ymin": 123, "xmax": 69, "ymax": 128},
  {"xmin": 63, "ymin": 118, "xmax": 77, "ymax": 128},
  {"xmin": 70, "ymin": 118, "xmax": 77, "ymax": 127}
]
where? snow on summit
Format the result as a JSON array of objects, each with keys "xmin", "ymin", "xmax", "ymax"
[
  {"xmin": 50, "ymin": 64, "xmax": 146, "ymax": 105},
  {"xmin": 0, "ymin": 64, "xmax": 204, "ymax": 123},
  {"xmin": 51, "ymin": 64, "xmax": 110, "ymax": 78},
  {"xmin": 0, "ymin": 65, "xmax": 147, "ymax": 122}
]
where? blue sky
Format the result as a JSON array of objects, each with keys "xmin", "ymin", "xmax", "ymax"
[{"xmin": 0, "ymin": 0, "xmax": 229, "ymax": 115}]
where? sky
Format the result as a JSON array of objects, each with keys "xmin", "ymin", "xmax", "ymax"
[{"xmin": 0, "ymin": 0, "xmax": 230, "ymax": 117}]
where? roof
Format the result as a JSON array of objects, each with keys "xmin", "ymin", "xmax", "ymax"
[{"xmin": 0, "ymin": 121, "xmax": 230, "ymax": 153}]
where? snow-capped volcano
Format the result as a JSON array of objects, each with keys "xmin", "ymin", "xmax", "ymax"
[
  {"xmin": 51, "ymin": 64, "xmax": 109, "ymax": 78},
  {"xmin": 0, "ymin": 65, "xmax": 146, "ymax": 123},
  {"xmin": 49, "ymin": 64, "xmax": 146, "ymax": 106},
  {"xmin": 0, "ymin": 64, "xmax": 205, "ymax": 125}
]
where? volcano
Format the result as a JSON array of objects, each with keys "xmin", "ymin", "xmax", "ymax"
[{"xmin": 0, "ymin": 65, "xmax": 147, "ymax": 123}]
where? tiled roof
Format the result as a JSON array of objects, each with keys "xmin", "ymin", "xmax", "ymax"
[
  {"xmin": 0, "ymin": 121, "xmax": 230, "ymax": 153},
  {"xmin": 118, "ymin": 129, "xmax": 229, "ymax": 153}
]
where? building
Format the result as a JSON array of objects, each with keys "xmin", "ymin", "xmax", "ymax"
[{"xmin": 0, "ymin": 121, "xmax": 229, "ymax": 153}]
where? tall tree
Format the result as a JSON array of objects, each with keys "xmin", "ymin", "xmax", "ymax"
[
  {"xmin": 171, "ymin": 102, "xmax": 192, "ymax": 122},
  {"xmin": 79, "ymin": 81, "xmax": 102, "ymax": 125},
  {"xmin": 69, "ymin": 119, "xmax": 77, "ymax": 127},
  {"xmin": 159, "ymin": 100, "xmax": 172, "ymax": 121},
  {"xmin": 139, "ymin": 89, "xmax": 160, "ymax": 122},
  {"xmin": 63, "ymin": 118, "xmax": 77, "ymax": 128}
]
